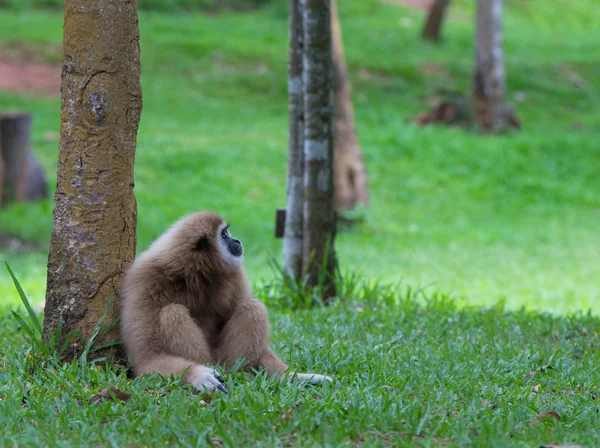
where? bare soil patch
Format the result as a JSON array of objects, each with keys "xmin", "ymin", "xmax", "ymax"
[
  {"xmin": 0, "ymin": 42, "xmax": 61, "ymax": 96},
  {"xmin": 0, "ymin": 60, "xmax": 61, "ymax": 96},
  {"xmin": 382, "ymin": 0, "xmax": 433, "ymax": 10}
]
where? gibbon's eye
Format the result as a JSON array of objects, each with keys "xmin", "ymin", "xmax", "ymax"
[
  {"xmin": 221, "ymin": 225, "xmax": 230, "ymax": 239},
  {"xmin": 194, "ymin": 236, "xmax": 209, "ymax": 251}
]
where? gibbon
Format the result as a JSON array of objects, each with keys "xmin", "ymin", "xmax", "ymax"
[{"xmin": 120, "ymin": 211, "xmax": 331, "ymax": 393}]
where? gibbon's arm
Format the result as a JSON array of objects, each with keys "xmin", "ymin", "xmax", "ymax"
[
  {"xmin": 136, "ymin": 303, "xmax": 227, "ymax": 393},
  {"xmin": 158, "ymin": 303, "xmax": 212, "ymax": 363}
]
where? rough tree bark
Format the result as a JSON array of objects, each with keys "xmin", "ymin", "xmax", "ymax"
[
  {"xmin": 473, "ymin": 0, "xmax": 515, "ymax": 132},
  {"xmin": 331, "ymin": 0, "xmax": 368, "ymax": 212},
  {"xmin": 303, "ymin": 0, "xmax": 336, "ymax": 300},
  {"xmin": 43, "ymin": 0, "xmax": 142, "ymax": 361},
  {"xmin": 0, "ymin": 113, "xmax": 48, "ymax": 203},
  {"xmin": 283, "ymin": 0, "xmax": 305, "ymax": 279},
  {"xmin": 422, "ymin": 0, "xmax": 451, "ymax": 42}
]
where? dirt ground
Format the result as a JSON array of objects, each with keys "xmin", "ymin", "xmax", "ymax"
[
  {"xmin": 0, "ymin": 0, "xmax": 427, "ymax": 97},
  {"xmin": 0, "ymin": 59, "xmax": 60, "ymax": 96},
  {"xmin": 382, "ymin": 0, "xmax": 432, "ymax": 10}
]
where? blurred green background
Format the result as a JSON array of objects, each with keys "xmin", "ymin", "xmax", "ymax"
[{"xmin": 0, "ymin": 0, "xmax": 598, "ymax": 314}]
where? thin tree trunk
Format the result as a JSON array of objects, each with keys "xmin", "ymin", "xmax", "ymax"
[
  {"xmin": 422, "ymin": 0, "xmax": 451, "ymax": 42},
  {"xmin": 303, "ymin": 0, "xmax": 336, "ymax": 300},
  {"xmin": 43, "ymin": 0, "xmax": 142, "ymax": 361},
  {"xmin": 473, "ymin": 0, "xmax": 509, "ymax": 132},
  {"xmin": 283, "ymin": 0, "xmax": 305, "ymax": 279},
  {"xmin": 331, "ymin": 0, "xmax": 368, "ymax": 212}
]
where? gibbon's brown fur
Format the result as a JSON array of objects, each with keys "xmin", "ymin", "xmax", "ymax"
[{"xmin": 120, "ymin": 211, "xmax": 331, "ymax": 392}]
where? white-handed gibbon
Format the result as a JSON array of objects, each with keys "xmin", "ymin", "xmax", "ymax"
[{"xmin": 120, "ymin": 211, "xmax": 331, "ymax": 393}]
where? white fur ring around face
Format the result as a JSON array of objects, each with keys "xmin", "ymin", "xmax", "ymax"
[
  {"xmin": 294, "ymin": 372, "xmax": 333, "ymax": 385},
  {"xmin": 190, "ymin": 365, "xmax": 227, "ymax": 394}
]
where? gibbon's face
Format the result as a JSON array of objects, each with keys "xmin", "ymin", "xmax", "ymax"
[
  {"xmin": 214, "ymin": 222, "xmax": 244, "ymax": 266},
  {"xmin": 184, "ymin": 212, "xmax": 244, "ymax": 270}
]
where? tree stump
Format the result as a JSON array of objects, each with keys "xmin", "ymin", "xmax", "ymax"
[{"xmin": 0, "ymin": 113, "xmax": 49, "ymax": 204}]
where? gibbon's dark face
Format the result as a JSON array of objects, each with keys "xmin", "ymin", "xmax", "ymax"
[
  {"xmin": 220, "ymin": 224, "xmax": 243, "ymax": 258},
  {"xmin": 182, "ymin": 212, "xmax": 244, "ymax": 270}
]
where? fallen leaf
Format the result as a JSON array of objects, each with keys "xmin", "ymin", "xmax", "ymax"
[
  {"xmin": 197, "ymin": 392, "xmax": 216, "ymax": 404},
  {"xmin": 467, "ymin": 428, "xmax": 479, "ymax": 438},
  {"xmin": 209, "ymin": 437, "xmax": 223, "ymax": 447},
  {"xmin": 382, "ymin": 385, "xmax": 400, "ymax": 392},
  {"xmin": 530, "ymin": 411, "xmax": 560, "ymax": 426},
  {"xmin": 538, "ymin": 411, "xmax": 561, "ymax": 420},
  {"xmin": 88, "ymin": 386, "xmax": 132, "ymax": 405},
  {"xmin": 540, "ymin": 446, "xmax": 582, "ymax": 448},
  {"xmin": 282, "ymin": 404, "xmax": 301, "ymax": 422},
  {"xmin": 526, "ymin": 365, "xmax": 554, "ymax": 378}
]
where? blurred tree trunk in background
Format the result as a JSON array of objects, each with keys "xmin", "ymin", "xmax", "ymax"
[
  {"xmin": 283, "ymin": 0, "xmax": 305, "ymax": 279},
  {"xmin": 422, "ymin": 0, "xmax": 451, "ymax": 42},
  {"xmin": 302, "ymin": 0, "xmax": 336, "ymax": 301},
  {"xmin": 0, "ymin": 113, "xmax": 48, "ymax": 203},
  {"xmin": 473, "ymin": 0, "xmax": 517, "ymax": 132},
  {"xmin": 43, "ymin": 0, "xmax": 142, "ymax": 361},
  {"xmin": 0, "ymin": 147, "xmax": 3, "ymax": 204},
  {"xmin": 331, "ymin": 0, "xmax": 368, "ymax": 212}
]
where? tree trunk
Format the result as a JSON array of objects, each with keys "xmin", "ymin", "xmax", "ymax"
[
  {"xmin": 303, "ymin": 0, "xmax": 336, "ymax": 300},
  {"xmin": 422, "ymin": 0, "xmax": 451, "ymax": 42},
  {"xmin": 0, "ymin": 146, "xmax": 4, "ymax": 205},
  {"xmin": 283, "ymin": 0, "xmax": 305, "ymax": 279},
  {"xmin": 331, "ymin": 0, "xmax": 368, "ymax": 212},
  {"xmin": 0, "ymin": 113, "xmax": 48, "ymax": 203},
  {"xmin": 43, "ymin": 0, "xmax": 142, "ymax": 362},
  {"xmin": 473, "ymin": 0, "xmax": 512, "ymax": 132}
]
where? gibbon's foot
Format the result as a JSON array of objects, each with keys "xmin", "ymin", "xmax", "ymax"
[
  {"xmin": 293, "ymin": 372, "xmax": 333, "ymax": 385},
  {"xmin": 190, "ymin": 366, "xmax": 227, "ymax": 394}
]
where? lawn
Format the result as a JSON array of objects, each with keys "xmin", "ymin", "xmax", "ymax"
[
  {"xmin": 0, "ymin": 0, "xmax": 599, "ymax": 445},
  {"xmin": 3, "ymin": 284, "xmax": 600, "ymax": 446}
]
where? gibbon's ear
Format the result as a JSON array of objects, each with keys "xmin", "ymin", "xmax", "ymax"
[{"xmin": 194, "ymin": 236, "xmax": 210, "ymax": 251}]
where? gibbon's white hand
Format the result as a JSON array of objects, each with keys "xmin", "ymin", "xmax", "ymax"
[{"xmin": 190, "ymin": 366, "xmax": 227, "ymax": 394}]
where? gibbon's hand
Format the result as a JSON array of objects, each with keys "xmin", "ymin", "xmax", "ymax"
[
  {"xmin": 190, "ymin": 366, "xmax": 227, "ymax": 394},
  {"xmin": 294, "ymin": 372, "xmax": 333, "ymax": 385}
]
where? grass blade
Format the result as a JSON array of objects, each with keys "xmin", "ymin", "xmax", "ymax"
[
  {"xmin": 5, "ymin": 262, "xmax": 43, "ymax": 335},
  {"xmin": 10, "ymin": 310, "xmax": 50, "ymax": 356}
]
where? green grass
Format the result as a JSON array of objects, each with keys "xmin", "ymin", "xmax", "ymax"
[
  {"xmin": 0, "ymin": 1, "xmax": 600, "ymax": 445},
  {"xmin": 3, "ymin": 283, "xmax": 600, "ymax": 446}
]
